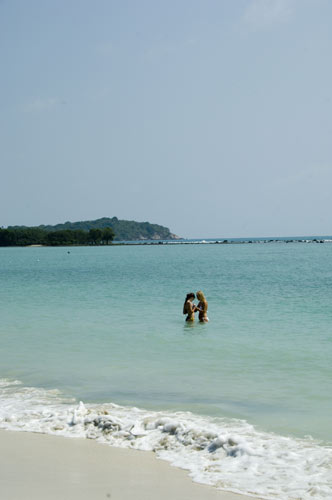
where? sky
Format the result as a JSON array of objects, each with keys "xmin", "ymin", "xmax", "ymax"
[{"xmin": 1, "ymin": 0, "xmax": 332, "ymax": 238}]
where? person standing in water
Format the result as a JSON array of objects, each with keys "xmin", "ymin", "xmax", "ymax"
[
  {"xmin": 183, "ymin": 293, "xmax": 197, "ymax": 322},
  {"xmin": 196, "ymin": 290, "xmax": 209, "ymax": 322}
]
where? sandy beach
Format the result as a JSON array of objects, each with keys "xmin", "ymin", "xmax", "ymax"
[{"xmin": 0, "ymin": 430, "xmax": 257, "ymax": 500}]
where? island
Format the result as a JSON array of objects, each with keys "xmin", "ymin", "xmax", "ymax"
[{"xmin": 0, "ymin": 217, "xmax": 181, "ymax": 246}]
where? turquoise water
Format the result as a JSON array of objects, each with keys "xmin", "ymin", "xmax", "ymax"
[
  {"xmin": 1, "ymin": 243, "xmax": 331, "ymax": 440},
  {"xmin": 1, "ymin": 243, "xmax": 332, "ymax": 499}
]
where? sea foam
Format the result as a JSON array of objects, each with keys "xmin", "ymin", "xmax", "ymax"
[{"xmin": 0, "ymin": 379, "xmax": 332, "ymax": 500}]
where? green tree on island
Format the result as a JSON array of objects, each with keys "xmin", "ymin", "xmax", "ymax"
[
  {"xmin": 101, "ymin": 227, "xmax": 115, "ymax": 245},
  {"xmin": 88, "ymin": 228, "xmax": 102, "ymax": 245}
]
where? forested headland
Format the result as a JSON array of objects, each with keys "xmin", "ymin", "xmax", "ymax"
[{"xmin": 0, "ymin": 217, "xmax": 179, "ymax": 246}]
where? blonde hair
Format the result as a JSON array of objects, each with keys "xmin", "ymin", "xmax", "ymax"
[{"xmin": 196, "ymin": 290, "xmax": 205, "ymax": 301}]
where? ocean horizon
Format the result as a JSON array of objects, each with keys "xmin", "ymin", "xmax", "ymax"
[{"xmin": 115, "ymin": 234, "xmax": 332, "ymax": 244}]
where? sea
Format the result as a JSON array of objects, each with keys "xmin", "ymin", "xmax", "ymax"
[{"xmin": 1, "ymin": 239, "xmax": 332, "ymax": 499}]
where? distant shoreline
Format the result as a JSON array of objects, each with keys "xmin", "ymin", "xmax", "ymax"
[
  {"xmin": 112, "ymin": 237, "xmax": 330, "ymax": 245},
  {"xmin": 1, "ymin": 237, "xmax": 330, "ymax": 248}
]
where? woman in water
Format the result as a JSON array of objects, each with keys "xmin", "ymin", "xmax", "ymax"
[
  {"xmin": 183, "ymin": 292, "xmax": 197, "ymax": 322},
  {"xmin": 196, "ymin": 290, "xmax": 209, "ymax": 322}
]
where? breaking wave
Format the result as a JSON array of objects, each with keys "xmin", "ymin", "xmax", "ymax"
[{"xmin": 1, "ymin": 379, "xmax": 331, "ymax": 500}]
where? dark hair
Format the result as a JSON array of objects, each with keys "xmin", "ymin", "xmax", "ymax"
[{"xmin": 183, "ymin": 293, "xmax": 195, "ymax": 314}]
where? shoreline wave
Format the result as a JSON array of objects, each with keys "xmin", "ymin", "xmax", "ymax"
[{"xmin": 1, "ymin": 379, "xmax": 332, "ymax": 500}]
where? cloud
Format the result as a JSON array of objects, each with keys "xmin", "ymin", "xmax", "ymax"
[
  {"xmin": 24, "ymin": 97, "xmax": 65, "ymax": 113},
  {"xmin": 242, "ymin": 0, "xmax": 295, "ymax": 31}
]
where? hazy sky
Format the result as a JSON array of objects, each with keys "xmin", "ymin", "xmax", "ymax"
[{"xmin": 1, "ymin": 0, "xmax": 332, "ymax": 238}]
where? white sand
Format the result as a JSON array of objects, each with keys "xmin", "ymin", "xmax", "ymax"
[{"xmin": 0, "ymin": 430, "xmax": 258, "ymax": 500}]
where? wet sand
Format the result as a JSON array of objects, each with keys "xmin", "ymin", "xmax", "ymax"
[{"xmin": 0, "ymin": 430, "xmax": 258, "ymax": 500}]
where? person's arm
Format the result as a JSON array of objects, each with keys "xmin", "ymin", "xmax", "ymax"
[{"xmin": 188, "ymin": 302, "xmax": 196, "ymax": 313}]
